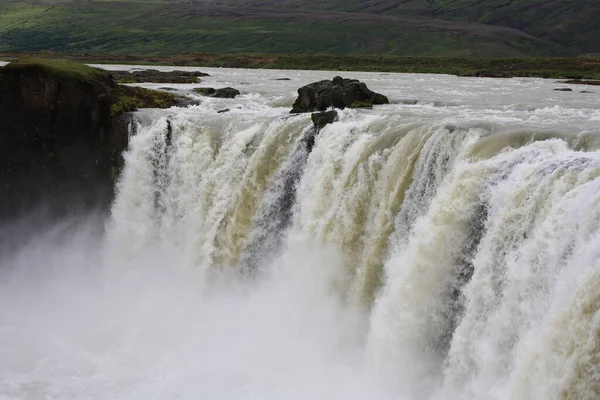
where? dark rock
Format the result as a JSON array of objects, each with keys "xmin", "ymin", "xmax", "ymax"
[
  {"xmin": 311, "ymin": 110, "xmax": 338, "ymax": 129},
  {"xmin": 275, "ymin": 78, "xmax": 291, "ymax": 81},
  {"xmin": 194, "ymin": 87, "xmax": 216, "ymax": 95},
  {"xmin": 473, "ymin": 70, "xmax": 511, "ymax": 78},
  {"xmin": 214, "ymin": 87, "xmax": 241, "ymax": 98},
  {"xmin": 110, "ymin": 69, "xmax": 209, "ymax": 84},
  {"xmin": 581, "ymin": 90, "xmax": 594, "ymax": 93},
  {"xmin": 348, "ymin": 100, "xmax": 373, "ymax": 109},
  {"xmin": 553, "ymin": 88, "xmax": 573, "ymax": 91},
  {"xmin": 561, "ymin": 79, "xmax": 600, "ymax": 86},
  {"xmin": 0, "ymin": 58, "xmax": 191, "ymax": 221},
  {"xmin": 217, "ymin": 108, "xmax": 231, "ymax": 113},
  {"xmin": 290, "ymin": 76, "xmax": 389, "ymax": 113},
  {"xmin": 193, "ymin": 87, "xmax": 240, "ymax": 98}
]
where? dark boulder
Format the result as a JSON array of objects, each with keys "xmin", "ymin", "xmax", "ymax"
[
  {"xmin": 194, "ymin": 87, "xmax": 216, "ymax": 95},
  {"xmin": 0, "ymin": 58, "xmax": 192, "ymax": 221},
  {"xmin": 553, "ymin": 88, "xmax": 573, "ymax": 91},
  {"xmin": 290, "ymin": 76, "xmax": 388, "ymax": 113},
  {"xmin": 311, "ymin": 110, "xmax": 338, "ymax": 129},
  {"xmin": 214, "ymin": 87, "xmax": 241, "ymax": 98},
  {"xmin": 193, "ymin": 87, "xmax": 240, "ymax": 98}
]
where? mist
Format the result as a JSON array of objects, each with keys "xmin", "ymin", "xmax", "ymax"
[{"xmin": 0, "ymin": 212, "xmax": 401, "ymax": 400}]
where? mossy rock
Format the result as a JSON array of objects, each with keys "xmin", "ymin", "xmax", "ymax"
[
  {"xmin": 349, "ymin": 100, "xmax": 373, "ymax": 108},
  {"xmin": 110, "ymin": 85, "xmax": 185, "ymax": 117},
  {"xmin": 194, "ymin": 87, "xmax": 217, "ymax": 95},
  {"xmin": 371, "ymin": 93, "xmax": 389, "ymax": 105},
  {"xmin": 291, "ymin": 76, "xmax": 388, "ymax": 113},
  {"xmin": 193, "ymin": 87, "xmax": 240, "ymax": 98}
]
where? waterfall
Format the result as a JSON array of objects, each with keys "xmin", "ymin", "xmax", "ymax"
[
  {"xmin": 103, "ymin": 104, "xmax": 600, "ymax": 399},
  {"xmin": 2, "ymin": 69, "xmax": 599, "ymax": 399}
]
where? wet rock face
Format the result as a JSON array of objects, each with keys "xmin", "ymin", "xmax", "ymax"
[
  {"xmin": 290, "ymin": 76, "xmax": 389, "ymax": 113},
  {"xmin": 311, "ymin": 110, "xmax": 338, "ymax": 129},
  {"xmin": 0, "ymin": 62, "xmax": 122, "ymax": 219}
]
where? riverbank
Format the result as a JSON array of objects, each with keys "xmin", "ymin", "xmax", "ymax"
[{"xmin": 2, "ymin": 52, "xmax": 600, "ymax": 80}]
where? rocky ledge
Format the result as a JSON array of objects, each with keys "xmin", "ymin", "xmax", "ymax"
[
  {"xmin": 561, "ymin": 79, "xmax": 600, "ymax": 86},
  {"xmin": 0, "ymin": 58, "xmax": 194, "ymax": 220},
  {"xmin": 110, "ymin": 69, "xmax": 209, "ymax": 84},
  {"xmin": 290, "ymin": 76, "xmax": 389, "ymax": 114}
]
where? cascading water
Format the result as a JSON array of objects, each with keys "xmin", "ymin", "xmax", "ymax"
[{"xmin": 1, "ymin": 66, "xmax": 599, "ymax": 399}]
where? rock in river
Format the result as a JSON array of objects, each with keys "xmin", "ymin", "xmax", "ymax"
[
  {"xmin": 194, "ymin": 87, "xmax": 241, "ymax": 98},
  {"xmin": 290, "ymin": 76, "xmax": 389, "ymax": 113}
]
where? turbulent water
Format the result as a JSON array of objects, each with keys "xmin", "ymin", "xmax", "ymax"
[{"xmin": 1, "ymin": 65, "xmax": 600, "ymax": 399}]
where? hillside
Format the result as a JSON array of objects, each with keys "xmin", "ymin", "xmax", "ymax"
[
  {"xmin": 0, "ymin": 0, "xmax": 595, "ymax": 57},
  {"xmin": 227, "ymin": 0, "xmax": 599, "ymax": 54}
]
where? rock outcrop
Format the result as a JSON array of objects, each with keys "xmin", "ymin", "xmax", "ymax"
[
  {"xmin": 0, "ymin": 58, "xmax": 192, "ymax": 221},
  {"xmin": 110, "ymin": 69, "xmax": 209, "ymax": 83},
  {"xmin": 290, "ymin": 76, "xmax": 388, "ymax": 113}
]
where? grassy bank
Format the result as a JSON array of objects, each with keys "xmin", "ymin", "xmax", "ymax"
[{"xmin": 2, "ymin": 52, "xmax": 600, "ymax": 80}]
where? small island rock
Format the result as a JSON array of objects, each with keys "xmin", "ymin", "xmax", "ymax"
[
  {"xmin": 290, "ymin": 76, "xmax": 389, "ymax": 113},
  {"xmin": 193, "ymin": 87, "xmax": 240, "ymax": 98}
]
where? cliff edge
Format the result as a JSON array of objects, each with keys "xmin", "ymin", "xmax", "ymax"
[{"xmin": 0, "ymin": 58, "xmax": 188, "ymax": 221}]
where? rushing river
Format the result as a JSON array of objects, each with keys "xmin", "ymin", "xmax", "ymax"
[{"xmin": 1, "ymin": 65, "xmax": 599, "ymax": 399}]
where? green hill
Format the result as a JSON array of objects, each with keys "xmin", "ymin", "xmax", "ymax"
[
  {"xmin": 0, "ymin": 0, "xmax": 596, "ymax": 57},
  {"xmin": 234, "ymin": 0, "xmax": 599, "ymax": 54}
]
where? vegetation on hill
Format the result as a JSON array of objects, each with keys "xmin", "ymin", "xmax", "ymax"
[
  {"xmin": 218, "ymin": 0, "xmax": 600, "ymax": 55},
  {"xmin": 3, "ymin": 52, "xmax": 600, "ymax": 80},
  {"xmin": 0, "ymin": 0, "xmax": 587, "ymax": 57}
]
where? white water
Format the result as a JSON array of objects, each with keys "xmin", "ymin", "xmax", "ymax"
[{"xmin": 1, "ymin": 66, "xmax": 600, "ymax": 399}]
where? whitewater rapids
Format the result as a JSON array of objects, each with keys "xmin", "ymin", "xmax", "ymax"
[{"xmin": 1, "ymin": 66, "xmax": 599, "ymax": 399}]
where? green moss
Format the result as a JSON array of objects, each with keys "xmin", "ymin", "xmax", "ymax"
[
  {"xmin": 109, "ymin": 166, "xmax": 119, "ymax": 182},
  {"xmin": 114, "ymin": 77, "xmax": 138, "ymax": 84},
  {"xmin": 193, "ymin": 87, "xmax": 216, "ymax": 95},
  {"xmin": 3, "ymin": 57, "xmax": 108, "ymax": 84},
  {"xmin": 349, "ymin": 100, "xmax": 373, "ymax": 108},
  {"xmin": 110, "ymin": 96, "xmax": 141, "ymax": 117},
  {"xmin": 110, "ymin": 86, "xmax": 181, "ymax": 117}
]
